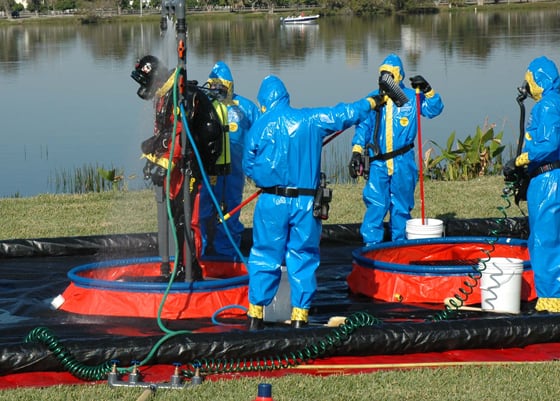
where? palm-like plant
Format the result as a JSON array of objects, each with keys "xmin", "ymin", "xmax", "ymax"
[{"xmin": 424, "ymin": 126, "xmax": 505, "ymax": 181}]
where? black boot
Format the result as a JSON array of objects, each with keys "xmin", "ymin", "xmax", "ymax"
[
  {"xmin": 247, "ymin": 316, "xmax": 265, "ymax": 331},
  {"xmin": 291, "ymin": 320, "xmax": 308, "ymax": 329}
]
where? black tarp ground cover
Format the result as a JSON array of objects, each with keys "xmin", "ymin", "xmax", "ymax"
[{"xmin": 3, "ymin": 218, "xmax": 558, "ymax": 378}]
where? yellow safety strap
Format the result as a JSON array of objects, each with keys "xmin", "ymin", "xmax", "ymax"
[
  {"xmin": 142, "ymin": 153, "xmax": 174, "ymax": 170},
  {"xmin": 212, "ymin": 100, "xmax": 230, "ymax": 168},
  {"xmin": 155, "ymin": 70, "xmax": 176, "ymax": 99},
  {"xmin": 386, "ymin": 100, "xmax": 394, "ymax": 175}
]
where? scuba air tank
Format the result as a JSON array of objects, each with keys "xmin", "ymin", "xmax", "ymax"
[{"xmin": 184, "ymin": 82, "xmax": 231, "ymax": 177}]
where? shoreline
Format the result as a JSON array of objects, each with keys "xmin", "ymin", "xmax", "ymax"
[{"xmin": 1, "ymin": 0, "xmax": 559, "ymax": 25}]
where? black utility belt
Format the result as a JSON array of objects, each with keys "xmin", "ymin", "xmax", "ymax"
[
  {"xmin": 261, "ymin": 186, "xmax": 316, "ymax": 198},
  {"xmin": 370, "ymin": 143, "xmax": 414, "ymax": 161},
  {"xmin": 531, "ymin": 161, "xmax": 560, "ymax": 178}
]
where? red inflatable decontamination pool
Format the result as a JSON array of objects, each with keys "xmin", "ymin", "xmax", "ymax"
[
  {"xmin": 347, "ymin": 236, "xmax": 536, "ymax": 305},
  {"xmin": 58, "ymin": 256, "xmax": 249, "ymax": 320}
]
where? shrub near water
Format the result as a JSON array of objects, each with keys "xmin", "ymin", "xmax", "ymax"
[
  {"xmin": 40, "ymin": 125, "xmax": 508, "ymax": 197},
  {"xmin": 48, "ymin": 164, "xmax": 135, "ymax": 194},
  {"xmin": 425, "ymin": 125, "xmax": 506, "ymax": 181}
]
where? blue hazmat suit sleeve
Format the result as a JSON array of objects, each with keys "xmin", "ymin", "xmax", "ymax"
[
  {"xmin": 524, "ymin": 96, "xmax": 560, "ymax": 167},
  {"xmin": 420, "ymin": 91, "xmax": 444, "ymax": 119},
  {"xmin": 243, "ymin": 99, "xmax": 372, "ymax": 189},
  {"xmin": 353, "ymin": 115, "xmax": 374, "ymax": 149},
  {"xmin": 243, "ymin": 122, "xmax": 259, "ymax": 182},
  {"xmin": 352, "ymin": 90, "xmax": 381, "ymax": 148},
  {"xmin": 306, "ymin": 98, "xmax": 372, "ymax": 137},
  {"xmin": 234, "ymin": 93, "xmax": 261, "ymax": 125}
]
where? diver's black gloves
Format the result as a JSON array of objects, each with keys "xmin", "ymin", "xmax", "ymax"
[
  {"xmin": 143, "ymin": 162, "xmax": 166, "ymax": 186},
  {"xmin": 348, "ymin": 152, "xmax": 364, "ymax": 178},
  {"xmin": 409, "ymin": 75, "xmax": 432, "ymax": 94},
  {"xmin": 503, "ymin": 158, "xmax": 519, "ymax": 181}
]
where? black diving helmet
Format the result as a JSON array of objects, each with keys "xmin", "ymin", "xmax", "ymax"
[{"xmin": 131, "ymin": 55, "xmax": 167, "ymax": 101}]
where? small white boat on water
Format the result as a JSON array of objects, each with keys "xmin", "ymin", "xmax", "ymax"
[{"xmin": 280, "ymin": 14, "xmax": 320, "ymax": 24}]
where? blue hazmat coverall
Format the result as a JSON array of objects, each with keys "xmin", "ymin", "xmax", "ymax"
[
  {"xmin": 243, "ymin": 75, "xmax": 374, "ymax": 310},
  {"xmin": 352, "ymin": 54, "xmax": 444, "ymax": 245},
  {"xmin": 522, "ymin": 56, "xmax": 560, "ymax": 299},
  {"xmin": 198, "ymin": 61, "xmax": 260, "ymax": 258}
]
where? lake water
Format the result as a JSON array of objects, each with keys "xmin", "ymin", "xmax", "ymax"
[{"xmin": 1, "ymin": 9, "xmax": 559, "ymax": 197}]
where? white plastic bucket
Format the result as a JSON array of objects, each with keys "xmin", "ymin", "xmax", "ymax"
[
  {"xmin": 405, "ymin": 218, "xmax": 444, "ymax": 240},
  {"xmin": 479, "ymin": 257, "xmax": 523, "ymax": 314}
]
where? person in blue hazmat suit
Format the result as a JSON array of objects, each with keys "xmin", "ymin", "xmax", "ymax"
[
  {"xmin": 349, "ymin": 54, "xmax": 444, "ymax": 246},
  {"xmin": 243, "ymin": 75, "xmax": 386, "ymax": 329},
  {"xmin": 198, "ymin": 61, "xmax": 260, "ymax": 258},
  {"xmin": 503, "ymin": 56, "xmax": 560, "ymax": 312}
]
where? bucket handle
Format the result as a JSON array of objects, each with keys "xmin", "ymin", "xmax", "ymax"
[{"xmin": 480, "ymin": 263, "xmax": 522, "ymax": 311}]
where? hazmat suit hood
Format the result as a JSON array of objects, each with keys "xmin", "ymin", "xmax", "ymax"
[
  {"xmin": 208, "ymin": 61, "xmax": 234, "ymax": 102},
  {"xmin": 525, "ymin": 56, "xmax": 560, "ymax": 102},
  {"xmin": 378, "ymin": 53, "xmax": 405, "ymax": 86},
  {"xmin": 257, "ymin": 75, "xmax": 290, "ymax": 113}
]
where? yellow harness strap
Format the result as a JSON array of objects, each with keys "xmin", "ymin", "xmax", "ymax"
[
  {"xmin": 385, "ymin": 100, "xmax": 394, "ymax": 175},
  {"xmin": 141, "ymin": 153, "xmax": 174, "ymax": 170},
  {"xmin": 155, "ymin": 71, "xmax": 176, "ymax": 99}
]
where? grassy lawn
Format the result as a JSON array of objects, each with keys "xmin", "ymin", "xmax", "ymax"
[
  {"xmin": 2, "ymin": 362, "xmax": 560, "ymax": 400},
  {"xmin": 0, "ymin": 176, "xmax": 527, "ymax": 240}
]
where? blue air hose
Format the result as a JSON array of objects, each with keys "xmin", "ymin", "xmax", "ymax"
[{"xmin": 178, "ymin": 101, "xmax": 248, "ymax": 266}]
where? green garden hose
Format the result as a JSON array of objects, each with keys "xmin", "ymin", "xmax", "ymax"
[
  {"xmin": 25, "ymin": 326, "xmax": 115, "ymax": 381},
  {"xmin": 24, "ymin": 312, "xmax": 380, "ymax": 381},
  {"xmin": 180, "ymin": 312, "xmax": 381, "ymax": 378}
]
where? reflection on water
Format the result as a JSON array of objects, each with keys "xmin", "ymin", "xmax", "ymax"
[{"xmin": 0, "ymin": 9, "xmax": 559, "ymax": 196}]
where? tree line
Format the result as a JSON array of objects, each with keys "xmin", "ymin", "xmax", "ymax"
[{"xmin": 3, "ymin": 0, "xmax": 437, "ymax": 19}]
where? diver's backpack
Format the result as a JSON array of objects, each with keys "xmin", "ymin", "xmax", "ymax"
[
  {"xmin": 184, "ymin": 81, "xmax": 230, "ymax": 177},
  {"xmin": 145, "ymin": 80, "xmax": 230, "ymax": 179}
]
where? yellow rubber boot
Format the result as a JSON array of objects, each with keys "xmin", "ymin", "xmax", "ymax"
[
  {"xmin": 291, "ymin": 307, "xmax": 309, "ymax": 328},
  {"xmin": 535, "ymin": 298, "xmax": 560, "ymax": 313}
]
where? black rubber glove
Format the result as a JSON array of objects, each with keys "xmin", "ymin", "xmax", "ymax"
[
  {"xmin": 348, "ymin": 152, "xmax": 364, "ymax": 178},
  {"xmin": 409, "ymin": 75, "xmax": 432, "ymax": 93},
  {"xmin": 368, "ymin": 94, "xmax": 386, "ymax": 110},
  {"xmin": 503, "ymin": 158, "xmax": 518, "ymax": 180},
  {"xmin": 143, "ymin": 163, "xmax": 166, "ymax": 186}
]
